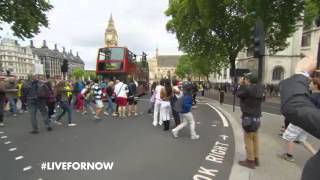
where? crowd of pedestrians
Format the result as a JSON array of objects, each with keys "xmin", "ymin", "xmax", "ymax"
[
  {"xmin": 150, "ymin": 77, "xmax": 200, "ymax": 140},
  {"xmin": 0, "ymin": 75, "xmax": 146, "ymax": 133}
]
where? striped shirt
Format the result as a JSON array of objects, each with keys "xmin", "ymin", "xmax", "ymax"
[{"xmin": 92, "ymin": 83, "xmax": 102, "ymax": 100}]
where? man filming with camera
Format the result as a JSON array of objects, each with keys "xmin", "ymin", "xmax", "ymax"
[{"xmin": 236, "ymin": 73, "xmax": 264, "ymax": 169}]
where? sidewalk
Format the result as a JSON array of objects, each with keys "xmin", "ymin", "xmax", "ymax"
[
  {"xmin": 200, "ymin": 96, "xmax": 319, "ymax": 180},
  {"xmin": 204, "ymin": 89, "xmax": 281, "ymax": 104}
]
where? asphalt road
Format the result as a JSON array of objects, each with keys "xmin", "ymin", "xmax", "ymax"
[
  {"xmin": 0, "ymin": 99, "xmax": 234, "ymax": 180},
  {"xmin": 204, "ymin": 91, "xmax": 281, "ymax": 115}
]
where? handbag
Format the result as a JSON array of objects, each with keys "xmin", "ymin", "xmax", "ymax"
[{"xmin": 241, "ymin": 116, "xmax": 261, "ymax": 132}]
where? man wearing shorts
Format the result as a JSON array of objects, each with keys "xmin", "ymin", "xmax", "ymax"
[
  {"xmin": 282, "ymin": 123, "xmax": 310, "ymax": 161},
  {"xmin": 92, "ymin": 79, "xmax": 104, "ymax": 120},
  {"xmin": 114, "ymin": 78, "xmax": 128, "ymax": 118}
]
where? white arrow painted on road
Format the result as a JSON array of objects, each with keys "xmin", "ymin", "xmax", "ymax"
[
  {"xmin": 1, "ymin": 136, "xmax": 8, "ymax": 139},
  {"xmin": 220, "ymin": 135, "xmax": 228, "ymax": 141},
  {"xmin": 4, "ymin": 141, "xmax": 11, "ymax": 144}
]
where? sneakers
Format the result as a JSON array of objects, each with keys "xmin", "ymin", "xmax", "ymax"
[
  {"xmin": 172, "ymin": 129, "xmax": 178, "ymax": 138},
  {"xmin": 91, "ymin": 111, "xmax": 96, "ymax": 115},
  {"xmin": 94, "ymin": 115, "xmax": 101, "ymax": 120},
  {"xmin": 53, "ymin": 121, "xmax": 62, "ymax": 125},
  {"xmin": 152, "ymin": 121, "xmax": 157, "ymax": 127},
  {"xmin": 134, "ymin": 113, "xmax": 139, "ymax": 116},
  {"xmin": 47, "ymin": 127, "xmax": 52, "ymax": 131},
  {"xmin": 81, "ymin": 111, "xmax": 87, "ymax": 115},
  {"xmin": 68, "ymin": 123, "xmax": 77, "ymax": 127},
  {"xmin": 112, "ymin": 113, "xmax": 118, "ymax": 117},
  {"xmin": 51, "ymin": 114, "xmax": 56, "ymax": 118},
  {"xmin": 104, "ymin": 112, "xmax": 109, "ymax": 116},
  {"xmin": 282, "ymin": 153, "xmax": 295, "ymax": 162},
  {"xmin": 238, "ymin": 159, "xmax": 256, "ymax": 169},
  {"xmin": 13, "ymin": 114, "xmax": 17, "ymax": 117},
  {"xmin": 191, "ymin": 135, "xmax": 200, "ymax": 140},
  {"xmin": 127, "ymin": 113, "xmax": 132, "ymax": 117},
  {"xmin": 0, "ymin": 123, "xmax": 4, "ymax": 127}
]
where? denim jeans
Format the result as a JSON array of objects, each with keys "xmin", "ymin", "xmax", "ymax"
[
  {"xmin": 57, "ymin": 101, "xmax": 72, "ymax": 124},
  {"xmin": 105, "ymin": 98, "xmax": 115, "ymax": 114},
  {"xmin": 8, "ymin": 97, "xmax": 17, "ymax": 114},
  {"xmin": 28, "ymin": 99, "xmax": 50, "ymax": 130}
]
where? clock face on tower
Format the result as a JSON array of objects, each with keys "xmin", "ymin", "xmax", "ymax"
[{"xmin": 106, "ymin": 34, "xmax": 113, "ymax": 40}]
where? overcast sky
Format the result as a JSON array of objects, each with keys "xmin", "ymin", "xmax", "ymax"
[{"xmin": 1, "ymin": 0, "xmax": 181, "ymax": 69}]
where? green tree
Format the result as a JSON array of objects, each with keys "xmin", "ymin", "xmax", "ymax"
[
  {"xmin": 175, "ymin": 55, "xmax": 193, "ymax": 79},
  {"xmin": 0, "ymin": 0, "xmax": 53, "ymax": 39},
  {"xmin": 305, "ymin": 0, "xmax": 320, "ymax": 27},
  {"xmin": 71, "ymin": 68, "xmax": 85, "ymax": 80},
  {"xmin": 166, "ymin": 0, "xmax": 305, "ymax": 77}
]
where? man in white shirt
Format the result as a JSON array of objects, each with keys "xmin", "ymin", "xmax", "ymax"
[{"xmin": 114, "ymin": 78, "xmax": 128, "ymax": 118}]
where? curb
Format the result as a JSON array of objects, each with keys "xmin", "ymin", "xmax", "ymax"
[{"xmin": 210, "ymin": 102, "xmax": 252, "ymax": 180}]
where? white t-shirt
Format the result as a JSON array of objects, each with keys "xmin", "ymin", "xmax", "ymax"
[
  {"xmin": 114, "ymin": 82, "xmax": 128, "ymax": 98},
  {"xmin": 154, "ymin": 85, "xmax": 163, "ymax": 101},
  {"xmin": 173, "ymin": 86, "xmax": 182, "ymax": 98}
]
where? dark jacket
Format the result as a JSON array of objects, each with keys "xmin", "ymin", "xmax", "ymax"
[
  {"xmin": 310, "ymin": 92, "xmax": 320, "ymax": 109},
  {"xmin": 280, "ymin": 74, "xmax": 320, "ymax": 180},
  {"xmin": 236, "ymin": 83, "xmax": 264, "ymax": 118}
]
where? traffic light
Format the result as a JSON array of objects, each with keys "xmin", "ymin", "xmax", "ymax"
[
  {"xmin": 250, "ymin": 19, "xmax": 265, "ymax": 58},
  {"xmin": 142, "ymin": 52, "xmax": 147, "ymax": 61},
  {"xmin": 61, "ymin": 59, "xmax": 69, "ymax": 73}
]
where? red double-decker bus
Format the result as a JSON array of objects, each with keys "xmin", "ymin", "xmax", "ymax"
[{"xmin": 96, "ymin": 47, "xmax": 149, "ymax": 83}]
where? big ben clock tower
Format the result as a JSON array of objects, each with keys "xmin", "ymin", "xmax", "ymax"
[{"xmin": 105, "ymin": 14, "xmax": 118, "ymax": 47}]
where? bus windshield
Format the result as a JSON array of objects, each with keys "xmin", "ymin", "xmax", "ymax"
[{"xmin": 98, "ymin": 47, "xmax": 124, "ymax": 61}]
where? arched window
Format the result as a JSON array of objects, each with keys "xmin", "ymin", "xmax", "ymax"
[{"xmin": 272, "ymin": 66, "xmax": 284, "ymax": 81}]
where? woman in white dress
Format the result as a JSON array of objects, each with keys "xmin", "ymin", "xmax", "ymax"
[
  {"xmin": 153, "ymin": 79, "xmax": 165, "ymax": 127},
  {"xmin": 160, "ymin": 79, "xmax": 172, "ymax": 131}
]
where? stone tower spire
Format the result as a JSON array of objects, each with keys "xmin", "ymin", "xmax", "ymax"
[{"xmin": 105, "ymin": 14, "xmax": 118, "ymax": 47}]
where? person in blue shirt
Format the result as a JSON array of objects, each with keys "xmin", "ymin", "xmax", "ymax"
[{"xmin": 171, "ymin": 82, "xmax": 200, "ymax": 140}]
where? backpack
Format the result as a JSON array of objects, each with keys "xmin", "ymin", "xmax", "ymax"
[
  {"xmin": 128, "ymin": 82, "xmax": 137, "ymax": 97},
  {"xmin": 173, "ymin": 96, "xmax": 184, "ymax": 113},
  {"xmin": 37, "ymin": 82, "xmax": 49, "ymax": 99},
  {"xmin": 28, "ymin": 81, "xmax": 49, "ymax": 99},
  {"xmin": 74, "ymin": 82, "xmax": 84, "ymax": 93}
]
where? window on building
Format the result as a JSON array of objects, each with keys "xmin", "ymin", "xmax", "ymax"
[
  {"xmin": 272, "ymin": 66, "xmax": 284, "ymax": 81},
  {"xmin": 301, "ymin": 33, "xmax": 311, "ymax": 47}
]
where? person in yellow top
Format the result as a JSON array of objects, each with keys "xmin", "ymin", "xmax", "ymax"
[
  {"xmin": 17, "ymin": 79, "xmax": 27, "ymax": 113},
  {"xmin": 65, "ymin": 81, "xmax": 72, "ymax": 105}
]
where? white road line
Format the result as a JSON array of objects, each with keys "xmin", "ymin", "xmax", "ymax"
[
  {"xmin": 0, "ymin": 131, "xmax": 4, "ymax": 134},
  {"xmin": 15, "ymin": 156, "xmax": 24, "ymax": 160},
  {"xmin": 206, "ymin": 103, "xmax": 229, "ymax": 127},
  {"xmin": 4, "ymin": 141, "xmax": 11, "ymax": 144},
  {"xmin": 211, "ymin": 124, "xmax": 217, "ymax": 127},
  {"xmin": 9, "ymin": 147, "xmax": 17, "ymax": 151},
  {"xmin": 23, "ymin": 166, "xmax": 32, "ymax": 171},
  {"xmin": 196, "ymin": 122, "xmax": 201, "ymax": 124},
  {"xmin": 1, "ymin": 136, "xmax": 8, "ymax": 139}
]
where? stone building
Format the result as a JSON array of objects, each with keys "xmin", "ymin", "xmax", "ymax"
[
  {"xmin": 31, "ymin": 40, "xmax": 84, "ymax": 78},
  {"xmin": 0, "ymin": 38, "xmax": 44, "ymax": 79},
  {"xmin": 148, "ymin": 48, "xmax": 180, "ymax": 83}
]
